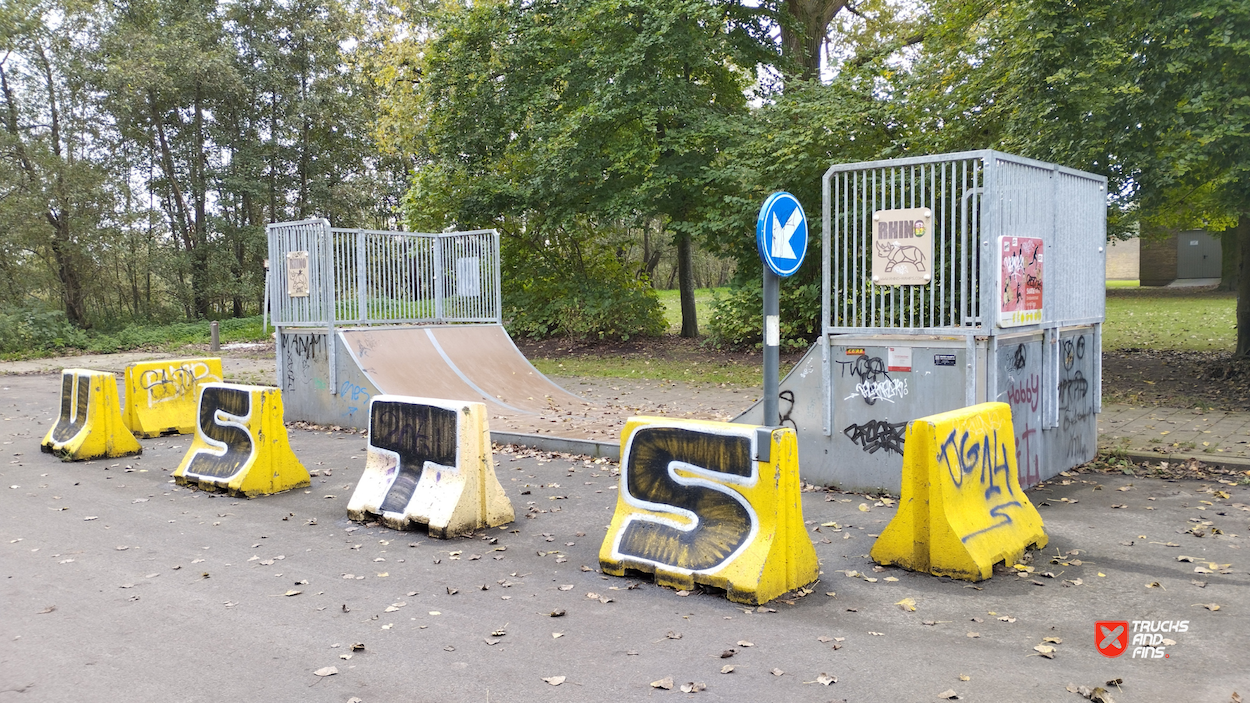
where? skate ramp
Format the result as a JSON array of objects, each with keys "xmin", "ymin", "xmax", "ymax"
[{"xmin": 338, "ymin": 325, "xmax": 581, "ymax": 416}]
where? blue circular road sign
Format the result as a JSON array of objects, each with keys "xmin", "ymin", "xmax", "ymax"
[{"xmin": 756, "ymin": 192, "xmax": 808, "ymax": 277}]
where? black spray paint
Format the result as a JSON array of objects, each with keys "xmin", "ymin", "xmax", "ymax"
[
  {"xmin": 184, "ymin": 386, "xmax": 253, "ymax": 479},
  {"xmin": 369, "ymin": 400, "xmax": 458, "ymax": 514},
  {"xmin": 618, "ymin": 427, "xmax": 753, "ymax": 572}
]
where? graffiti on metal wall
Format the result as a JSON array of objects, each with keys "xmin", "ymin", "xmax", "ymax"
[
  {"xmin": 1059, "ymin": 334, "xmax": 1093, "ymax": 461},
  {"xmin": 341, "ymin": 381, "xmax": 372, "ymax": 419},
  {"xmin": 284, "ymin": 334, "xmax": 325, "ymax": 391},
  {"xmin": 369, "ymin": 400, "xmax": 458, "ymax": 514},
  {"xmin": 843, "ymin": 419, "xmax": 907, "ymax": 456},
  {"xmin": 613, "ymin": 427, "xmax": 756, "ymax": 573},
  {"xmin": 999, "ymin": 342, "xmax": 1042, "ymax": 487},
  {"xmin": 837, "ymin": 353, "xmax": 908, "ymax": 405},
  {"xmin": 183, "ymin": 386, "xmax": 254, "ymax": 480}
]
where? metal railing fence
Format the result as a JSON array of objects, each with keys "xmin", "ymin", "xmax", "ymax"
[{"xmin": 267, "ymin": 219, "xmax": 501, "ymax": 328}]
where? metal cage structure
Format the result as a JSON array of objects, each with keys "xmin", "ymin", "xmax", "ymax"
[
  {"xmin": 741, "ymin": 150, "xmax": 1108, "ymax": 492},
  {"xmin": 266, "ymin": 218, "xmax": 502, "ymax": 398}
]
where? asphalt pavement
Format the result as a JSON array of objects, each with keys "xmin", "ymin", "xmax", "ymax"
[{"xmin": 2, "ymin": 373, "xmax": 1248, "ymax": 702}]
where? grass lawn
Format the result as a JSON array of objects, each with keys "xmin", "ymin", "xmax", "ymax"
[
  {"xmin": 653, "ymin": 288, "xmax": 726, "ymax": 333},
  {"xmin": 1103, "ymin": 288, "xmax": 1234, "ymax": 352}
]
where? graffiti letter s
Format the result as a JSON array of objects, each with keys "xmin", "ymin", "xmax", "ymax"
[
  {"xmin": 614, "ymin": 427, "xmax": 757, "ymax": 573},
  {"xmin": 184, "ymin": 386, "xmax": 254, "ymax": 479}
]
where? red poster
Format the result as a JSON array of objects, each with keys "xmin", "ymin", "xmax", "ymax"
[{"xmin": 998, "ymin": 236, "xmax": 1044, "ymax": 327}]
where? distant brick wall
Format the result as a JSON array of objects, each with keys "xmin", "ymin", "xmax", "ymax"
[
  {"xmin": 1105, "ymin": 237, "xmax": 1139, "ymax": 280},
  {"xmin": 1139, "ymin": 233, "xmax": 1177, "ymax": 286}
]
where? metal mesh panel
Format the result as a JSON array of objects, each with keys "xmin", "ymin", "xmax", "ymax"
[
  {"xmin": 825, "ymin": 155, "xmax": 984, "ymax": 332},
  {"xmin": 267, "ymin": 221, "xmax": 500, "ymax": 327},
  {"xmin": 823, "ymin": 150, "xmax": 1106, "ymax": 336}
]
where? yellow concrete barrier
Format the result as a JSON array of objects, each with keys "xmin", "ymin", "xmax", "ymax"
[
  {"xmin": 173, "ymin": 383, "xmax": 309, "ymax": 497},
  {"xmin": 598, "ymin": 417, "xmax": 819, "ymax": 605},
  {"xmin": 871, "ymin": 402, "xmax": 1048, "ymax": 581},
  {"xmin": 122, "ymin": 357, "xmax": 223, "ymax": 437},
  {"xmin": 40, "ymin": 369, "xmax": 142, "ymax": 461},
  {"xmin": 347, "ymin": 396, "xmax": 514, "ymax": 537}
]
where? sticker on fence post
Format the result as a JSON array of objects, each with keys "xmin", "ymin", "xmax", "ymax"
[
  {"xmin": 41, "ymin": 369, "xmax": 143, "ymax": 461},
  {"xmin": 173, "ymin": 383, "xmax": 309, "ymax": 497},
  {"xmin": 122, "ymin": 358, "xmax": 223, "ymax": 438},
  {"xmin": 598, "ymin": 417, "xmax": 819, "ymax": 605},
  {"xmin": 872, "ymin": 208, "xmax": 933, "ymax": 286},
  {"xmin": 870, "ymin": 402, "xmax": 1047, "ymax": 581},
  {"xmin": 287, "ymin": 250, "xmax": 310, "ymax": 297},
  {"xmin": 346, "ymin": 396, "xmax": 514, "ymax": 538},
  {"xmin": 998, "ymin": 236, "xmax": 1044, "ymax": 327}
]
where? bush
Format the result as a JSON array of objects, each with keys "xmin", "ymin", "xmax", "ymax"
[
  {"xmin": 0, "ymin": 308, "xmax": 89, "ymax": 355},
  {"xmin": 706, "ymin": 276, "xmax": 821, "ymax": 351},
  {"xmin": 504, "ymin": 259, "xmax": 666, "ymax": 342}
]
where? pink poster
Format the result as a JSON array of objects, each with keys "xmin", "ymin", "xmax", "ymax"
[{"xmin": 998, "ymin": 236, "xmax": 1043, "ymax": 327}]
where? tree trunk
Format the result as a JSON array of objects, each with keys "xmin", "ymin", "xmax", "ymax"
[
  {"xmin": 1219, "ymin": 228, "xmax": 1239, "ymax": 292},
  {"xmin": 1236, "ymin": 214, "xmax": 1250, "ymax": 358},
  {"xmin": 780, "ymin": 0, "xmax": 847, "ymax": 81},
  {"xmin": 677, "ymin": 231, "xmax": 698, "ymax": 338}
]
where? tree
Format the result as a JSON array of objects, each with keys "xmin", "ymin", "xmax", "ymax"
[
  {"xmin": 383, "ymin": 0, "xmax": 753, "ymax": 338},
  {"xmin": 908, "ymin": 0, "xmax": 1250, "ymax": 355}
]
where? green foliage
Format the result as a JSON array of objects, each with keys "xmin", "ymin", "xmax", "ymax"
[
  {"xmin": 0, "ymin": 308, "xmax": 89, "ymax": 355},
  {"xmin": 0, "ymin": 308, "xmax": 268, "ymax": 358},
  {"xmin": 706, "ymin": 277, "xmax": 819, "ymax": 352},
  {"xmin": 504, "ymin": 251, "xmax": 666, "ymax": 342}
]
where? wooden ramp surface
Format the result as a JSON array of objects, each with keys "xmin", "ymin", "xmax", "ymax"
[{"xmin": 338, "ymin": 324, "xmax": 582, "ymax": 417}]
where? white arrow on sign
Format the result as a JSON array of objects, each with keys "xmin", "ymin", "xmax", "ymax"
[{"xmin": 770, "ymin": 209, "xmax": 801, "ymax": 260}]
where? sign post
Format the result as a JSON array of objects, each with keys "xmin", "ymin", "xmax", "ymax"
[{"xmin": 756, "ymin": 192, "xmax": 808, "ymax": 426}]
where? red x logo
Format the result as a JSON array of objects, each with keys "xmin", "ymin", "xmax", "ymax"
[{"xmin": 1096, "ymin": 621, "xmax": 1129, "ymax": 657}]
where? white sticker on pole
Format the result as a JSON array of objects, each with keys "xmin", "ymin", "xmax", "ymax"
[
  {"xmin": 887, "ymin": 347, "xmax": 912, "ymax": 372},
  {"xmin": 765, "ymin": 316, "xmax": 780, "ymax": 347}
]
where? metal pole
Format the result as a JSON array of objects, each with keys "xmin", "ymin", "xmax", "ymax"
[
  {"xmin": 763, "ymin": 268, "xmax": 780, "ymax": 427},
  {"xmin": 210, "ymin": 321, "xmax": 220, "ymax": 351}
]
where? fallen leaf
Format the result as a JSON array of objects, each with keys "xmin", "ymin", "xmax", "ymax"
[
  {"xmin": 959, "ymin": 675, "xmax": 970, "ymax": 682},
  {"xmin": 1195, "ymin": 603, "xmax": 1221, "ymax": 611},
  {"xmin": 1033, "ymin": 644, "xmax": 1056, "ymax": 658},
  {"xmin": 284, "ymin": 590, "xmax": 301, "ymax": 597},
  {"xmin": 675, "ymin": 589, "xmax": 691, "ymax": 597},
  {"xmin": 679, "ymin": 682, "xmax": 706, "ymax": 693},
  {"xmin": 351, "ymin": 643, "xmax": 365, "ymax": 651},
  {"xmin": 771, "ymin": 668, "xmax": 784, "ymax": 676},
  {"xmin": 720, "ymin": 665, "xmax": 734, "ymax": 674},
  {"xmin": 665, "ymin": 631, "xmax": 682, "ymax": 640},
  {"xmin": 313, "ymin": 666, "xmax": 338, "ymax": 677},
  {"xmin": 720, "ymin": 649, "xmax": 735, "ymax": 658},
  {"xmin": 895, "ymin": 597, "xmax": 917, "ymax": 612},
  {"xmin": 557, "ymin": 584, "xmax": 574, "ymax": 591},
  {"xmin": 542, "ymin": 676, "xmax": 566, "ymax": 686},
  {"xmin": 549, "ymin": 609, "xmax": 566, "ymax": 617},
  {"xmin": 809, "ymin": 673, "xmax": 836, "ymax": 686},
  {"xmin": 651, "ymin": 676, "xmax": 674, "ymax": 690},
  {"xmin": 817, "ymin": 636, "xmax": 833, "ymax": 643},
  {"xmin": 37, "ymin": 605, "xmax": 55, "ymax": 614},
  {"xmin": 1146, "ymin": 581, "xmax": 1164, "ymax": 590},
  {"xmin": 1043, "ymin": 637, "xmax": 1063, "ymax": 644},
  {"xmin": 1178, "ymin": 555, "xmax": 1195, "ymax": 562},
  {"xmin": 737, "ymin": 640, "xmax": 754, "ymax": 647},
  {"xmin": 966, "ymin": 631, "xmax": 980, "ymax": 638},
  {"xmin": 938, "ymin": 689, "xmax": 960, "ymax": 700},
  {"xmin": 552, "ymin": 632, "xmax": 563, "ymax": 639}
]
